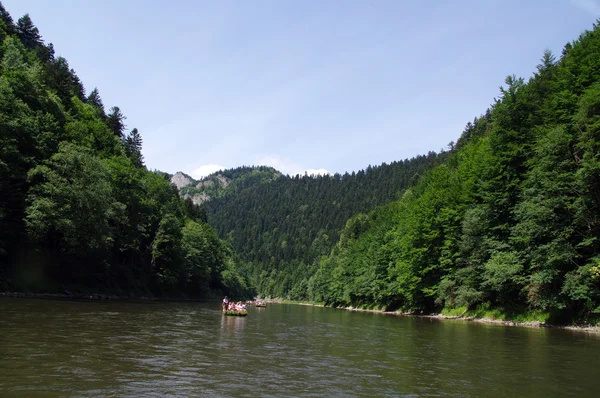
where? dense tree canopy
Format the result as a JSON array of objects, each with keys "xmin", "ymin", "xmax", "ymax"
[
  {"xmin": 194, "ymin": 154, "xmax": 446, "ymax": 299},
  {"xmin": 289, "ymin": 24, "xmax": 600, "ymax": 323},
  {"xmin": 185, "ymin": 21, "xmax": 600, "ymax": 323},
  {"xmin": 3, "ymin": 2, "xmax": 600, "ymax": 324},
  {"xmin": 0, "ymin": 3, "xmax": 253, "ymax": 298}
]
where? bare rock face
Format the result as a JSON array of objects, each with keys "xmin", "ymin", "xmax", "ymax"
[
  {"xmin": 170, "ymin": 172, "xmax": 193, "ymax": 189},
  {"xmin": 216, "ymin": 174, "xmax": 230, "ymax": 188},
  {"xmin": 195, "ymin": 174, "xmax": 230, "ymax": 189},
  {"xmin": 184, "ymin": 193, "xmax": 210, "ymax": 205}
]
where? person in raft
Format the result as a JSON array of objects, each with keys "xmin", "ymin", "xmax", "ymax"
[{"xmin": 222, "ymin": 296, "xmax": 229, "ymax": 311}]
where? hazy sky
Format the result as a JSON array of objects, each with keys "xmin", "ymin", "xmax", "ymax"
[{"xmin": 4, "ymin": 0, "xmax": 599, "ymax": 178}]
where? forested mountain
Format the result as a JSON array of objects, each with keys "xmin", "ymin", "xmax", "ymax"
[
  {"xmin": 176, "ymin": 166, "xmax": 282, "ymax": 204},
  {"xmin": 184, "ymin": 21, "xmax": 600, "ymax": 324},
  {"xmin": 301, "ymin": 25, "xmax": 600, "ymax": 323},
  {"xmin": 4, "ymin": 1, "xmax": 600, "ymax": 324},
  {"xmin": 0, "ymin": 4, "xmax": 253, "ymax": 298},
  {"xmin": 197, "ymin": 153, "xmax": 447, "ymax": 297}
]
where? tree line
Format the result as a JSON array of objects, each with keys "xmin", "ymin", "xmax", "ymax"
[
  {"xmin": 179, "ymin": 166, "xmax": 283, "ymax": 201},
  {"xmin": 0, "ymin": 3, "xmax": 253, "ymax": 298}
]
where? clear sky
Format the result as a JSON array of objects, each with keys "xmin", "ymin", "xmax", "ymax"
[{"xmin": 4, "ymin": 1, "xmax": 600, "ymax": 178}]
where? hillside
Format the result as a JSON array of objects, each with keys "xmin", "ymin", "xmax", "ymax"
[
  {"xmin": 0, "ymin": 4, "xmax": 253, "ymax": 298},
  {"xmin": 189, "ymin": 153, "xmax": 448, "ymax": 296},
  {"xmin": 172, "ymin": 166, "xmax": 282, "ymax": 205},
  {"xmin": 4, "ymin": 1, "xmax": 600, "ymax": 324},
  {"xmin": 300, "ymin": 26, "xmax": 600, "ymax": 324},
  {"xmin": 181, "ymin": 21, "xmax": 600, "ymax": 326}
]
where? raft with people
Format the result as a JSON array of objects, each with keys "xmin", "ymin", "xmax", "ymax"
[
  {"xmin": 223, "ymin": 308, "xmax": 248, "ymax": 316},
  {"xmin": 222, "ymin": 296, "xmax": 248, "ymax": 316}
]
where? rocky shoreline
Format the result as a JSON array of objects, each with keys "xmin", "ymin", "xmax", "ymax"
[{"xmin": 414, "ymin": 313, "xmax": 600, "ymax": 333}]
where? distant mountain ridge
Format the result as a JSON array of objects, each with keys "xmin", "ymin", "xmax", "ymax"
[
  {"xmin": 169, "ymin": 153, "xmax": 448, "ymax": 299},
  {"xmin": 170, "ymin": 171, "xmax": 195, "ymax": 189},
  {"xmin": 170, "ymin": 166, "xmax": 282, "ymax": 205}
]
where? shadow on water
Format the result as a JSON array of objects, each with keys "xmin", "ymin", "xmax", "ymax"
[{"xmin": 1, "ymin": 298, "xmax": 599, "ymax": 397}]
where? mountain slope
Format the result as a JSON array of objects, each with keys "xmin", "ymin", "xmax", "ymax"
[
  {"xmin": 0, "ymin": 4, "xmax": 252, "ymax": 298},
  {"xmin": 172, "ymin": 166, "xmax": 282, "ymax": 205},
  {"xmin": 190, "ymin": 153, "xmax": 448, "ymax": 296},
  {"xmin": 304, "ymin": 25, "xmax": 600, "ymax": 324}
]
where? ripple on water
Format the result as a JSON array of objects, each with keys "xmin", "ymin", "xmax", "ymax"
[{"xmin": 2, "ymin": 299, "xmax": 600, "ymax": 397}]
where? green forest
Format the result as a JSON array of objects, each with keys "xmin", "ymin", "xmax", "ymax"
[
  {"xmin": 190, "ymin": 22, "xmax": 600, "ymax": 323},
  {"xmin": 200, "ymin": 153, "xmax": 447, "ymax": 295},
  {"xmin": 0, "ymin": 4, "xmax": 253, "ymax": 298},
  {"xmin": 2, "ymin": 2, "xmax": 600, "ymax": 324}
]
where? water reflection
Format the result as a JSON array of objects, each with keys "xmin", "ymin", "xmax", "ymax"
[
  {"xmin": 220, "ymin": 312, "xmax": 247, "ymax": 334},
  {"xmin": 1, "ymin": 298, "xmax": 600, "ymax": 397}
]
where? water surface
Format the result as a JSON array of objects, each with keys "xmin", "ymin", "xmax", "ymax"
[{"xmin": 1, "ymin": 298, "xmax": 599, "ymax": 397}]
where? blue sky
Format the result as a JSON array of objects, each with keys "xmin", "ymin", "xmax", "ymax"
[{"xmin": 4, "ymin": 1, "xmax": 600, "ymax": 178}]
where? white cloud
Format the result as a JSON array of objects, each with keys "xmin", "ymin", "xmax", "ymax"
[
  {"xmin": 190, "ymin": 164, "xmax": 226, "ymax": 179},
  {"xmin": 255, "ymin": 155, "xmax": 330, "ymax": 177},
  {"xmin": 571, "ymin": 0, "xmax": 600, "ymax": 15}
]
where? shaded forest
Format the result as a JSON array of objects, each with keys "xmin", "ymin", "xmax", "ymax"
[{"xmin": 0, "ymin": 4, "xmax": 253, "ymax": 298}]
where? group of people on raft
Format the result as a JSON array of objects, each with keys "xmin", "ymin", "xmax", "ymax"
[{"xmin": 222, "ymin": 296, "xmax": 246, "ymax": 312}]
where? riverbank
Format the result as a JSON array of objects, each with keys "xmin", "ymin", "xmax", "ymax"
[
  {"xmin": 264, "ymin": 298, "xmax": 600, "ymax": 333},
  {"xmin": 420, "ymin": 313, "xmax": 600, "ymax": 333},
  {"xmin": 6, "ymin": 292, "xmax": 599, "ymax": 333}
]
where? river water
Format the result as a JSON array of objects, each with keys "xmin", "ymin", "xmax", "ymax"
[{"xmin": 1, "ymin": 298, "xmax": 599, "ymax": 397}]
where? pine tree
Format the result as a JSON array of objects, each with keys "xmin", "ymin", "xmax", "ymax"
[
  {"xmin": 46, "ymin": 57, "xmax": 85, "ymax": 104},
  {"xmin": 36, "ymin": 42, "xmax": 55, "ymax": 64},
  {"xmin": 87, "ymin": 87, "xmax": 105, "ymax": 114},
  {"xmin": 0, "ymin": 2, "xmax": 14, "ymax": 35},
  {"xmin": 107, "ymin": 106, "xmax": 126, "ymax": 138},
  {"xmin": 16, "ymin": 13, "xmax": 42, "ymax": 49},
  {"xmin": 124, "ymin": 128, "xmax": 144, "ymax": 168}
]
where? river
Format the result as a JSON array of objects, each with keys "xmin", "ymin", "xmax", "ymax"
[{"xmin": 1, "ymin": 298, "xmax": 599, "ymax": 397}]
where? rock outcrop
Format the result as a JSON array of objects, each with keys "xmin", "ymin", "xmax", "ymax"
[
  {"xmin": 184, "ymin": 192, "xmax": 211, "ymax": 205},
  {"xmin": 171, "ymin": 172, "xmax": 193, "ymax": 189},
  {"xmin": 216, "ymin": 174, "xmax": 230, "ymax": 188}
]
